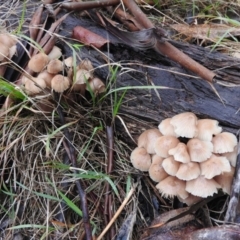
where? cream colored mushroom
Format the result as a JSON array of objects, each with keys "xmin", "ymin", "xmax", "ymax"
[
  {"xmin": 37, "ymin": 70, "xmax": 55, "ymax": 87},
  {"xmin": 222, "ymin": 146, "xmax": 238, "ymax": 167},
  {"xmin": 162, "ymin": 156, "xmax": 180, "ymax": 176},
  {"xmin": 212, "ymin": 132, "xmax": 238, "ymax": 154},
  {"xmin": 87, "ymin": 77, "xmax": 106, "ymax": 95},
  {"xmin": 130, "ymin": 147, "xmax": 151, "ymax": 171},
  {"xmin": 170, "ymin": 112, "xmax": 198, "ymax": 138},
  {"xmin": 176, "ymin": 162, "xmax": 201, "ymax": 181},
  {"xmin": 78, "ymin": 59, "xmax": 94, "ymax": 71},
  {"xmin": 24, "ymin": 77, "xmax": 46, "ymax": 95},
  {"xmin": 72, "ymin": 69, "xmax": 91, "ymax": 91},
  {"xmin": 51, "ymin": 74, "xmax": 70, "ymax": 93},
  {"xmin": 47, "ymin": 59, "xmax": 63, "ymax": 74},
  {"xmin": 187, "ymin": 138, "xmax": 213, "ymax": 162},
  {"xmin": 168, "ymin": 142, "xmax": 190, "ymax": 163},
  {"xmin": 0, "ymin": 33, "xmax": 17, "ymax": 48},
  {"xmin": 48, "ymin": 46, "xmax": 62, "ymax": 60},
  {"xmin": 138, "ymin": 129, "xmax": 162, "ymax": 154},
  {"xmin": 158, "ymin": 118, "xmax": 177, "ymax": 137},
  {"xmin": 28, "ymin": 52, "xmax": 49, "ymax": 73}
]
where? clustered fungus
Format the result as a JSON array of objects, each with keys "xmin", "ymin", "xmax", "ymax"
[
  {"xmin": 0, "ymin": 33, "xmax": 17, "ymax": 62},
  {"xmin": 21, "ymin": 47, "xmax": 106, "ymax": 97},
  {"xmin": 130, "ymin": 112, "xmax": 238, "ymax": 205}
]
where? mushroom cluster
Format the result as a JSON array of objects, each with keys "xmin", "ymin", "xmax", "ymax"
[
  {"xmin": 0, "ymin": 33, "xmax": 17, "ymax": 63},
  {"xmin": 130, "ymin": 112, "xmax": 238, "ymax": 205},
  {"xmin": 21, "ymin": 47, "xmax": 105, "ymax": 97}
]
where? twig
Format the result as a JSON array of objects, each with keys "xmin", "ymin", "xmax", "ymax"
[
  {"xmin": 53, "ymin": 91, "xmax": 92, "ymax": 240},
  {"xmin": 97, "ymin": 186, "xmax": 136, "ymax": 240},
  {"xmin": 60, "ymin": 0, "xmax": 119, "ymax": 11},
  {"xmin": 121, "ymin": 0, "xmax": 215, "ymax": 83}
]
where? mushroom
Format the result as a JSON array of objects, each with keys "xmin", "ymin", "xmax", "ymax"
[
  {"xmin": 24, "ymin": 77, "xmax": 46, "ymax": 95},
  {"xmin": 78, "ymin": 59, "xmax": 94, "ymax": 71},
  {"xmin": 168, "ymin": 142, "xmax": 190, "ymax": 163},
  {"xmin": 0, "ymin": 33, "xmax": 17, "ymax": 48},
  {"xmin": 154, "ymin": 136, "xmax": 180, "ymax": 158},
  {"xmin": 186, "ymin": 176, "xmax": 220, "ymax": 197},
  {"xmin": 130, "ymin": 147, "xmax": 151, "ymax": 171},
  {"xmin": 138, "ymin": 129, "xmax": 162, "ymax": 154},
  {"xmin": 148, "ymin": 155, "xmax": 168, "ymax": 182},
  {"xmin": 51, "ymin": 74, "xmax": 70, "ymax": 93},
  {"xmin": 28, "ymin": 52, "xmax": 49, "ymax": 73},
  {"xmin": 222, "ymin": 146, "xmax": 238, "ymax": 167},
  {"xmin": 47, "ymin": 59, "xmax": 64, "ymax": 74},
  {"xmin": 176, "ymin": 162, "xmax": 201, "ymax": 181},
  {"xmin": 0, "ymin": 45, "xmax": 10, "ymax": 61},
  {"xmin": 37, "ymin": 70, "xmax": 55, "ymax": 87},
  {"xmin": 170, "ymin": 112, "xmax": 198, "ymax": 138},
  {"xmin": 178, "ymin": 194, "xmax": 202, "ymax": 206},
  {"xmin": 187, "ymin": 138, "xmax": 213, "ymax": 162},
  {"xmin": 214, "ymin": 167, "xmax": 235, "ymax": 195},
  {"xmin": 72, "ymin": 69, "xmax": 91, "ymax": 92},
  {"xmin": 158, "ymin": 118, "xmax": 177, "ymax": 137},
  {"xmin": 156, "ymin": 176, "xmax": 189, "ymax": 199},
  {"xmin": 87, "ymin": 77, "xmax": 106, "ymax": 95},
  {"xmin": 64, "ymin": 56, "xmax": 73, "ymax": 68},
  {"xmin": 196, "ymin": 119, "xmax": 222, "ymax": 141},
  {"xmin": 48, "ymin": 46, "xmax": 62, "ymax": 60},
  {"xmin": 212, "ymin": 132, "xmax": 238, "ymax": 154},
  {"xmin": 162, "ymin": 156, "xmax": 180, "ymax": 176}
]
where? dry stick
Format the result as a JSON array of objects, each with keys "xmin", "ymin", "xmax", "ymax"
[
  {"xmin": 121, "ymin": 0, "xmax": 215, "ymax": 83},
  {"xmin": 225, "ymin": 140, "xmax": 240, "ymax": 223},
  {"xmin": 53, "ymin": 92, "xmax": 93, "ymax": 240},
  {"xmin": 97, "ymin": 186, "xmax": 136, "ymax": 240},
  {"xmin": 60, "ymin": 0, "xmax": 120, "ymax": 11}
]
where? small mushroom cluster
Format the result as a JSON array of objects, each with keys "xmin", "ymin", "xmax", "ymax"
[
  {"xmin": 21, "ymin": 47, "xmax": 105, "ymax": 96},
  {"xmin": 130, "ymin": 112, "xmax": 238, "ymax": 205},
  {"xmin": 0, "ymin": 33, "xmax": 17, "ymax": 63}
]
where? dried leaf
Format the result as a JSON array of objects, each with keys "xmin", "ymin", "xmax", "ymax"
[{"xmin": 72, "ymin": 26, "xmax": 109, "ymax": 49}]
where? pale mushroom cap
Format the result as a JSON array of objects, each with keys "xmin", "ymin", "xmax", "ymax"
[
  {"xmin": 78, "ymin": 59, "xmax": 94, "ymax": 71},
  {"xmin": 186, "ymin": 176, "xmax": 220, "ymax": 197},
  {"xmin": 138, "ymin": 129, "xmax": 162, "ymax": 154},
  {"xmin": 51, "ymin": 74, "xmax": 70, "ymax": 93},
  {"xmin": 0, "ymin": 33, "xmax": 17, "ymax": 48},
  {"xmin": 24, "ymin": 77, "xmax": 46, "ymax": 95},
  {"xmin": 87, "ymin": 77, "xmax": 106, "ymax": 95},
  {"xmin": 176, "ymin": 162, "xmax": 201, "ymax": 181},
  {"xmin": 187, "ymin": 138, "xmax": 213, "ymax": 162},
  {"xmin": 196, "ymin": 119, "xmax": 222, "ymax": 141},
  {"xmin": 158, "ymin": 118, "xmax": 178, "ymax": 137},
  {"xmin": 72, "ymin": 69, "xmax": 91, "ymax": 91},
  {"xmin": 212, "ymin": 132, "xmax": 238, "ymax": 154},
  {"xmin": 0, "ymin": 45, "xmax": 9, "ymax": 61},
  {"xmin": 37, "ymin": 70, "xmax": 55, "ymax": 87},
  {"xmin": 170, "ymin": 112, "xmax": 198, "ymax": 138},
  {"xmin": 200, "ymin": 154, "xmax": 231, "ymax": 179},
  {"xmin": 64, "ymin": 56, "xmax": 74, "ymax": 68},
  {"xmin": 178, "ymin": 194, "xmax": 202, "ymax": 206},
  {"xmin": 168, "ymin": 142, "xmax": 190, "ymax": 163},
  {"xmin": 48, "ymin": 46, "xmax": 62, "ymax": 60},
  {"xmin": 214, "ymin": 167, "xmax": 235, "ymax": 195},
  {"xmin": 149, "ymin": 155, "xmax": 168, "ymax": 182},
  {"xmin": 222, "ymin": 146, "xmax": 238, "ymax": 167},
  {"xmin": 47, "ymin": 59, "xmax": 63, "ymax": 74},
  {"xmin": 156, "ymin": 176, "xmax": 189, "ymax": 199},
  {"xmin": 28, "ymin": 52, "xmax": 49, "ymax": 72},
  {"xmin": 130, "ymin": 147, "xmax": 151, "ymax": 171},
  {"xmin": 162, "ymin": 156, "xmax": 180, "ymax": 176},
  {"xmin": 9, "ymin": 45, "xmax": 17, "ymax": 59},
  {"xmin": 154, "ymin": 136, "xmax": 180, "ymax": 158}
]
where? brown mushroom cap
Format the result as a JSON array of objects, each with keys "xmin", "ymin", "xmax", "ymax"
[
  {"xmin": 47, "ymin": 59, "xmax": 63, "ymax": 74},
  {"xmin": 78, "ymin": 59, "xmax": 94, "ymax": 71},
  {"xmin": 200, "ymin": 154, "xmax": 231, "ymax": 179},
  {"xmin": 212, "ymin": 132, "xmax": 238, "ymax": 154},
  {"xmin": 37, "ymin": 70, "xmax": 55, "ymax": 87},
  {"xmin": 196, "ymin": 119, "xmax": 222, "ymax": 141},
  {"xmin": 186, "ymin": 176, "xmax": 220, "ymax": 197},
  {"xmin": 154, "ymin": 136, "xmax": 180, "ymax": 158},
  {"xmin": 28, "ymin": 52, "xmax": 49, "ymax": 73},
  {"xmin": 138, "ymin": 129, "xmax": 162, "ymax": 154},
  {"xmin": 176, "ymin": 162, "xmax": 201, "ymax": 181},
  {"xmin": 72, "ymin": 69, "xmax": 91, "ymax": 91},
  {"xmin": 24, "ymin": 77, "xmax": 46, "ymax": 95},
  {"xmin": 214, "ymin": 167, "xmax": 235, "ymax": 195},
  {"xmin": 158, "ymin": 118, "xmax": 177, "ymax": 137},
  {"xmin": 187, "ymin": 138, "xmax": 213, "ymax": 162},
  {"xmin": 130, "ymin": 147, "xmax": 151, "ymax": 171},
  {"xmin": 222, "ymin": 146, "xmax": 238, "ymax": 167},
  {"xmin": 51, "ymin": 74, "xmax": 70, "ymax": 93},
  {"xmin": 170, "ymin": 112, "xmax": 198, "ymax": 138},
  {"xmin": 162, "ymin": 156, "xmax": 180, "ymax": 176},
  {"xmin": 168, "ymin": 142, "xmax": 190, "ymax": 163},
  {"xmin": 149, "ymin": 155, "xmax": 168, "ymax": 182},
  {"xmin": 87, "ymin": 77, "xmax": 106, "ymax": 95},
  {"xmin": 156, "ymin": 176, "xmax": 189, "ymax": 199}
]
